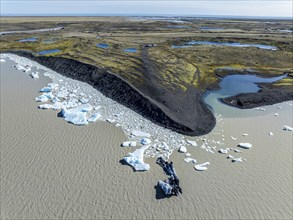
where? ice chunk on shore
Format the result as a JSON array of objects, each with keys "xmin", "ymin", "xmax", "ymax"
[
  {"xmin": 178, "ymin": 146, "xmax": 187, "ymax": 153},
  {"xmin": 218, "ymin": 149, "xmax": 228, "ymax": 154},
  {"xmin": 60, "ymin": 104, "xmax": 93, "ymax": 125},
  {"xmin": 123, "ymin": 145, "xmax": 150, "ymax": 171},
  {"xmin": 121, "ymin": 141, "xmax": 137, "ymax": 147},
  {"xmin": 194, "ymin": 162, "xmax": 210, "ymax": 171},
  {"xmin": 186, "ymin": 140, "xmax": 197, "ymax": 146},
  {"xmin": 88, "ymin": 113, "xmax": 101, "ymax": 122},
  {"xmin": 283, "ymin": 125, "xmax": 293, "ymax": 131},
  {"xmin": 35, "ymin": 92, "xmax": 54, "ymax": 102},
  {"xmin": 131, "ymin": 131, "xmax": 151, "ymax": 138},
  {"xmin": 30, "ymin": 72, "xmax": 39, "ymax": 79},
  {"xmin": 238, "ymin": 143, "xmax": 252, "ymax": 149},
  {"xmin": 141, "ymin": 138, "xmax": 151, "ymax": 145}
]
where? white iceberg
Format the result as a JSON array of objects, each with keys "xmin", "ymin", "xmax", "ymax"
[
  {"xmin": 60, "ymin": 104, "xmax": 93, "ymax": 125},
  {"xmin": 269, "ymin": 132, "xmax": 274, "ymax": 136},
  {"xmin": 184, "ymin": 158, "xmax": 196, "ymax": 163},
  {"xmin": 106, "ymin": 118, "xmax": 116, "ymax": 123},
  {"xmin": 121, "ymin": 141, "xmax": 137, "ymax": 147},
  {"xmin": 140, "ymin": 138, "xmax": 151, "ymax": 145},
  {"xmin": 185, "ymin": 153, "xmax": 191, "ymax": 157},
  {"xmin": 186, "ymin": 140, "xmax": 197, "ymax": 146},
  {"xmin": 80, "ymin": 97, "xmax": 89, "ymax": 104},
  {"xmin": 35, "ymin": 92, "xmax": 54, "ymax": 102},
  {"xmin": 194, "ymin": 162, "xmax": 210, "ymax": 171},
  {"xmin": 178, "ymin": 146, "xmax": 187, "ymax": 153},
  {"xmin": 238, "ymin": 143, "xmax": 252, "ymax": 149},
  {"xmin": 30, "ymin": 72, "xmax": 39, "ymax": 79},
  {"xmin": 218, "ymin": 149, "xmax": 228, "ymax": 154},
  {"xmin": 88, "ymin": 113, "xmax": 101, "ymax": 122},
  {"xmin": 283, "ymin": 125, "xmax": 293, "ymax": 131},
  {"xmin": 131, "ymin": 131, "xmax": 151, "ymax": 138},
  {"xmin": 0, "ymin": 58, "xmax": 5, "ymax": 62},
  {"xmin": 232, "ymin": 157, "xmax": 246, "ymax": 163},
  {"xmin": 123, "ymin": 145, "xmax": 150, "ymax": 171}
]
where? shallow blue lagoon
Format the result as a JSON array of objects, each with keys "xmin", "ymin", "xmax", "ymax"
[
  {"xmin": 96, "ymin": 43, "xmax": 109, "ymax": 49},
  {"xmin": 172, "ymin": 41, "xmax": 277, "ymax": 50},
  {"xmin": 203, "ymin": 74, "xmax": 287, "ymax": 117},
  {"xmin": 123, "ymin": 48, "xmax": 137, "ymax": 53},
  {"xmin": 37, "ymin": 49, "xmax": 61, "ymax": 55},
  {"xmin": 18, "ymin": 37, "xmax": 38, "ymax": 42}
]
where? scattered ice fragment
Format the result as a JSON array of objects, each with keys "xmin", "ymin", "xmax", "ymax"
[
  {"xmin": 80, "ymin": 97, "xmax": 89, "ymax": 104},
  {"xmin": 184, "ymin": 158, "xmax": 196, "ymax": 163},
  {"xmin": 227, "ymin": 155, "xmax": 234, "ymax": 159},
  {"xmin": 106, "ymin": 118, "xmax": 116, "ymax": 123},
  {"xmin": 194, "ymin": 162, "xmax": 210, "ymax": 171},
  {"xmin": 231, "ymin": 136, "xmax": 237, "ymax": 141},
  {"xmin": 159, "ymin": 180, "xmax": 172, "ymax": 195},
  {"xmin": 277, "ymin": 106, "xmax": 283, "ymax": 109},
  {"xmin": 186, "ymin": 140, "xmax": 197, "ymax": 146},
  {"xmin": 269, "ymin": 132, "xmax": 274, "ymax": 136},
  {"xmin": 121, "ymin": 141, "xmax": 137, "ymax": 147},
  {"xmin": 232, "ymin": 157, "xmax": 246, "ymax": 163},
  {"xmin": 274, "ymin": 113, "xmax": 279, "ymax": 116},
  {"xmin": 218, "ymin": 149, "xmax": 228, "ymax": 154},
  {"xmin": 88, "ymin": 113, "xmax": 101, "ymax": 122},
  {"xmin": 0, "ymin": 58, "xmax": 5, "ymax": 62},
  {"xmin": 141, "ymin": 138, "xmax": 151, "ymax": 145},
  {"xmin": 185, "ymin": 153, "xmax": 191, "ymax": 157},
  {"xmin": 242, "ymin": 133, "xmax": 248, "ymax": 137},
  {"xmin": 178, "ymin": 146, "xmax": 187, "ymax": 153},
  {"xmin": 283, "ymin": 125, "xmax": 293, "ymax": 131},
  {"xmin": 131, "ymin": 131, "xmax": 151, "ymax": 138},
  {"xmin": 238, "ymin": 143, "xmax": 252, "ymax": 149},
  {"xmin": 234, "ymin": 149, "xmax": 242, "ymax": 153},
  {"xmin": 60, "ymin": 104, "xmax": 92, "ymax": 125},
  {"xmin": 35, "ymin": 92, "xmax": 54, "ymax": 102},
  {"xmin": 30, "ymin": 72, "xmax": 39, "ymax": 79},
  {"xmin": 123, "ymin": 145, "xmax": 150, "ymax": 171}
]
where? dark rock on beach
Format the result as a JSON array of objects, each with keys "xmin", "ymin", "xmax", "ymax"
[{"xmin": 9, "ymin": 51, "xmax": 216, "ymax": 136}]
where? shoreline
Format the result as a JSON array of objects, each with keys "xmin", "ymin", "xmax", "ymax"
[{"xmin": 1, "ymin": 57, "xmax": 292, "ymax": 219}]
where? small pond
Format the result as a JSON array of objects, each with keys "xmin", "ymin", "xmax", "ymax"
[
  {"xmin": 203, "ymin": 74, "xmax": 287, "ymax": 117},
  {"xmin": 96, "ymin": 43, "xmax": 109, "ymax": 49},
  {"xmin": 172, "ymin": 41, "xmax": 277, "ymax": 50},
  {"xmin": 37, "ymin": 49, "xmax": 61, "ymax": 55},
  {"xmin": 123, "ymin": 48, "xmax": 137, "ymax": 53},
  {"xmin": 18, "ymin": 37, "xmax": 38, "ymax": 42}
]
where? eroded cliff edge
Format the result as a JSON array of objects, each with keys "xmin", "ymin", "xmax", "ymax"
[{"xmin": 10, "ymin": 51, "xmax": 216, "ymax": 136}]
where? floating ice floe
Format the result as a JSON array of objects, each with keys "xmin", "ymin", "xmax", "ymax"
[
  {"xmin": 184, "ymin": 158, "xmax": 196, "ymax": 163},
  {"xmin": 30, "ymin": 72, "xmax": 39, "ymax": 79},
  {"xmin": 242, "ymin": 133, "xmax": 248, "ymax": 137},
  {"xmin": 232, "ymin": 157, "xmax": 246, "ymax": 163},
  {"xmin": 140, "ymin": 138, "xmax": 151, "ymax": 145},
  {"xmin": 38, "ymin": 102, "xmax": 63, "ymax": 110},
  {"xmin": 185, "ymin": 153, "xmax": 191, "ymax": 157},
  {"xmin": 0, "ymin": 58, "xmax": 5, "ymax": 62},
  {"xmin": 186, "ymin": 140, "xmax": 197, "ymax": 147},
  {"xmin": 234, "ymin": 149, "xmax": 242, "ymax": 153},
  {"xmin": 121, "ymin": 141, "xmax": 137, "ymax": 147},
  {"xmin": 274, "ymin": 113, "xmax": 279, "ymax": 116},
  {"xmin": 40, "ymin": 83, "xmax": 59, "ymax": 92},
  {"xmin": 106, "ymin": 118, "xmax": 116, "ymax": 123},
  {"xmin": 88, "ymin": 113, "xmax": 101, "ymax": 122},
  {"xmin": 255, "ymin": 107, "xmax": 265, "ymax": 111},
  {"xmin": 131, "ymin": 131, "xmax": 151, "ymax": 138},
  {"xmin": 123, "ymin": 145, "xmax": 150, "ymax": 171},
  {"xmin": 80, "ymin": 97, "xmax": 89, "ymax": 104},
  {"xmin": 283, "ymin": 125, "xmax": 293, "ymax": 131},
  {"xmin": 238, "ymin": 143, "xmax": 252, "ymax": 149},
  {"xmin": 227, "ymin": 155, "xmax": 234, "ymax": 159},
  {"xmin": 218, "ymin": 148, "xmax": 228, "ymax": 154},
  {"xmin": 231, "ymin": 136, "xmax": 237, "ymax": 140},
  {"xmin": 61, "ymin": 104, "xmax": 93, "ymax": 125},
  {"xmin": 178, "ymin": 146, "xmax": 187, "ymax": 153},
  {"xmin": 194, "ymin": 162, "xmax": 210, "ymax": 171},
  {"xmin": 35, "ymin": 92, "xmax": 54, "ymax": 102},
  {"xmin": 269, "ymin": 132, "xmax": 274, "ymax": 136}
]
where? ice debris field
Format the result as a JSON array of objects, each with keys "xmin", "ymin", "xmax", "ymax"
[{"xmin": 1, "ymin": 53, "xmax": 292, "ymax": 175}]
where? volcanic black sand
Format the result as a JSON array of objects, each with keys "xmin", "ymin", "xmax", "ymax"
[{"xmin": 9, "ymin": 51, "xmax": 216, "ymax": 136}]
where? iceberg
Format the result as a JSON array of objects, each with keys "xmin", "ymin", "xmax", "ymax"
[
  {"xmin": 123, "ymin": 145, "xmax": 150, "ymax": 171},
  {"xmin": 194, "ymin": 162, "xmax": 210, "ymax": 171},
  {"xmin": 159, "ymin": 180, "xmax": 172, "ymax": 195},
  {"xmin": 178, "ymin": 146, "xmax": 187, "ymax": 153},
  {"xmin": 131, "ymin": 130, "xmax": 151, "ymax": 138},
  {"xmin": 30, "ymin": 72, "xmax": 39, "ymax": 79},
  {"xmin": 232, "ymin": 157, "xmax": 245, "ymax": 163},
  {"xmin": 121, "ymin": 141, "xmax": 137, "ymax": 147},
  {"xmin": 238, "ymin": 143, "xmax": 252, "ymax": 149},
  {"xmin": 0, "ymin": 58, "xmax": 5, "ymax": 62},
  {"xmin": 35, "ymin": 92, "xmax": 54, "ymax": 102},
  {"xmin": 88, "ymin": 113, "xmax": 101, "ymax": 122},
  {"xmin": 60, "ymin": 104, "xmax": 93, "ymax": 125},
  {"xmin": 283, "ymin": 125, "xmax": 293, "ymax": 131},
  {"xmin": 186, "ymin": 140, "xmax": 197, "ymax": 146},
  {"xmin": 40, "ymin": 83, "xmax": 58, "ymax": 92},
  {"xmin": 140, "ymin": 138, "xmax": 151, "ymax": 145}
]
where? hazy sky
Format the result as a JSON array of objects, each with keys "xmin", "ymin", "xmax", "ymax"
[{"xmin": 1, "ymin": 0, "xmax": 292, "ymax": 17}]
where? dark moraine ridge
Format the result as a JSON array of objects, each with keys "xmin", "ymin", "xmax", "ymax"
[{"xmin": 9, "ymin": 51, "xmax": 216, "ymax": 136}]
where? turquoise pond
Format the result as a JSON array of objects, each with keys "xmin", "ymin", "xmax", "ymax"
[
  {"xmin": 96, "ymin": 43, "xmax": 109, "ymax": 49},
  {"xmin": 18, "ymin": 37, "xmax": 38, "ymax": 42},
  {"xmin": 37, "ymin": 49, "xmax": 61, "ymax": 55},
  {"xmin": 203, "ymin": 74, "xmax": 287, "ymax": 117},
  {"xmin": 172, "ymin": 41, "xmax": 277, "ymax": 50},
  {"xmin": 123, "ymin": 48, "xmax": 137, "ymax": 53}
]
